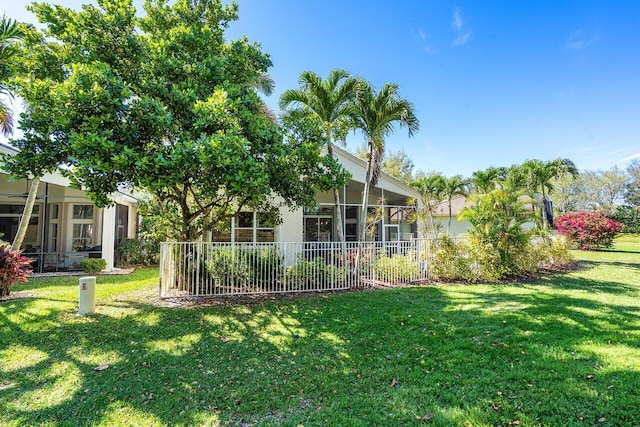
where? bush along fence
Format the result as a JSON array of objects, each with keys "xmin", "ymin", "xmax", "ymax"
[
  {"xmin": 159, "ymin": 236, "xmax": 573, "ymax": 298},
  {"xmin": 159, "ymin": 238, "xmax": 468, "ymax": 298}
]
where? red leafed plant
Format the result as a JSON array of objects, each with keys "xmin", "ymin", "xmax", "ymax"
[
  {"xmin": 555, "ymin": 211, "xmax": 624, "ymax": 250},
  {"xmin": 0, "ymin": 244, "xmax": 33, "ymax": 297}
]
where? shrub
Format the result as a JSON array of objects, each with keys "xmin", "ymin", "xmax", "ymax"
[
  {"xmin": 206, "ymin": 246, "xmax": 283, "ymax": 290},
  {"xmin": 0, "ymin": 244, "xmax": 33, "ymax": 297},
  {"xmin": 465, "ymin": 235, "xmax": 505, "ymax": 282},
  {"xmin": 431, "ymin": 236, "xmax": 474, "ymax": 281},
  {"xmin": 608, "ymin": 206, "xmax": 640, "ymax": 234},
  {"xmin": 373, "ymin": 250, "xmax": 419, "ymax": 283},
  {"xmin": 533, "ymin": 235, "xmax": 574, "ymax": 268},
  {"xmin": 117, "ymin": 238, "xmax": 159, "ymax": 267},
  {"xmin": 286, "ymin": 256, "xmax": 346, "ymax": 290},
  {"xmin": 80, "ymin": 258, "xmax": 107, "ymax": 273},
  {"xmin": 556, "ymin": 211, "xmax": 624, "ymax": 250}
]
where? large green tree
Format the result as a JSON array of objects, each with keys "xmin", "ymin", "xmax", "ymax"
[
  {"xmin": 4, "ymin": 0, "xmax": 343, "ymax": 242},
  {"xmin": 351, "ymin": 81, "xmax": 419, "ymax": 241},
  {"xmin": 279, "ymin": 69, "xmax": 359, "ymax": 243}
]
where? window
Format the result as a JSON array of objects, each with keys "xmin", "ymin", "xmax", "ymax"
[
  {"xmin": 303, "ymin": 206, "xmax": 334, "ymax": 242},
  {"xmin": 0, "ymin": 204, "xmax": 39, "ymax": 215},
  {"xmin": 233, "ymin": 212, "xmax": 275, "ymax": 243},
  {"xmin": 72, "ymin": 223, "xmax": 93, "ymax": 251},
  {"xmin": 0, "ymin": 204, "xmax": 40, "ymax": 250},
  {"xmin": 211, "ymin": 218, "xmax": 231, "ymax": 242},
  {"xmin": 304, "ymin": 206, "xmax": 334, "ymax": 216},
  {"xmin": 72, "ymin": 205, "xmax": 93, "ymax": 219},
  {"xmin": 70, "ymin": 204, "xmax": 95, "ymax": 251}
]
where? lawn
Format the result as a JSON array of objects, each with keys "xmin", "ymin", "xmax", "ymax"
[{"xmin": 1, "ymin": 237, "xmax": 639, "ymax": 426}]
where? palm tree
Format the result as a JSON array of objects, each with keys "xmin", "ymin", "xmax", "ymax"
[
  {"xmin": 279, "ymin": 69, "xmax": 359, "ymax": 244},
  {"xmin": 522, "ymin": 158, "xmax": 578, "ymax": 229},
  {"xmin": 351, "ymin": 81, "xmax": 419, "ymax": 242},
  {"xmin": 471, "ymin": 167, "xmax": 503, "ymax": 194},
  {"xmin": 0, "ymin": 14, "xmax": 22, "ymax": 136},
  {"xmin": 443, "ymin": 175, "xmax": 469, "ymax": 234},
  {"xmin": 411, "ymin": 173, "xmax": 446, "ymax": 238}
]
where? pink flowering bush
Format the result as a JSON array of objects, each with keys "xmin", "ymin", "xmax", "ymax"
[
  {"xmin": 555, "ymin": 211, "xmax": 624, "ymax": 250},
  {"xmin": 0, "ymin": 244, "xmax": 33, "ymax": 297}
]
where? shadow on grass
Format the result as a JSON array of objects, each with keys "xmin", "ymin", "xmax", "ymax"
[
  {"xmin": 577, "ymin": 259, "xmax": 640, "ymax": 272},
  {"xmin": 1, "ymin": 271, "xmax": 640, "ymax": 426}
]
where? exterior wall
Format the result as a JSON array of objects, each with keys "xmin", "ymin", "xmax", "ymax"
[
  {"xmin": 277, "ymin": 207, "xmax": 303, "ymax": 243},
  {"xmin": 433, "ymin": 217, "xmax": 472, "ymax": 236}
]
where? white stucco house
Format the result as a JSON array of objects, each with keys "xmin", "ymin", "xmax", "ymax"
[
  {"xmin": 0, "ymin": 143, "xmax": 137, "ymax": 272},
  {"xmin": 206, "ymin": 145, "xmax": 423, "ymax": 245},
  {"xmin": 2, "ymin": 139, "xmax": 424, "ymax": 274}
]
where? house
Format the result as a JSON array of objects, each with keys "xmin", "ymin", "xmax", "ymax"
[
  {"xmin": 2, "ymin": 138, "xmax": 422, "ymax": 274},
  {"xmin": 427, "ymin": 193, "xmax": 552, "ymax": 237},
  {"xmin": 207, "ymin": 145, "xmax": 423, "ymax": 244},
  {"xmin": 431, "ymin": 195, "xmax": 472, "ymax": 236},
  {"xmin": 0, "ymin": 143, "xmax": 137, "ymax": 272}
]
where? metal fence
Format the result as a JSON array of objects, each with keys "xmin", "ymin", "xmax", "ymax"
[{"xmin": 159, "ymin": 238, "xmax": 468, "ymax": 298}]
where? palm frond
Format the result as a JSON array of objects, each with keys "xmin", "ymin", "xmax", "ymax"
[{"xmin": 0, "ymin": 98, "xmax": 14, "ymax": 136}]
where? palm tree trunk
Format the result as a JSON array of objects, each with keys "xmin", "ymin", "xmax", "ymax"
[
  {"xmin": 325, "ymin": 141, "xmax": 347, "ymax": 270},
  {"xmin": 447, "ymin": 199, "xmax": 453, "ymax": 234},
  {"xmin": 12, "ymin": 177, "xmax": 41, "ymax": 251},
  {"xmin": 541, "ymin": 187, "xmax": 549, "ymax": 229},
  {"xmin": 429, "ymin": 209, "xmax": 439, "ymax": 239},
  {"xmin": 354, "ymin": 149, "xmax": 375, "ymax": 280}
]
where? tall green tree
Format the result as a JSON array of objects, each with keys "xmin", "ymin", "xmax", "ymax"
[
  {"xmin": 351, "ymin": 81, "xmax": 419, "ymax": 241},
  {"xmin": 442, "ymin": 175, "xmax": 469, "ymax": 234},
  {"xmin": 279, "ymin": 69, "xmax": 359, "ymax": 243},
  {"xmin": 522, "ymin": 158, "xmax": 578, "ymax": 229},
  {"xmin": 5, "ymin": 0, "xmax": 342, "ymax": 242}
]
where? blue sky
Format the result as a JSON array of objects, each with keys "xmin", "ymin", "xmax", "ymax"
[{"xmin": 3, "ymin": 0, "xmax": 640, "ymax": 177}]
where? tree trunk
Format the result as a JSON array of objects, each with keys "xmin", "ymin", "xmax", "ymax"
[
  {"xmin": 447, "ymin": 199, "xmax": 453, "ymax": 235},
  {"xmin": 325, "ymin": 142, "xmax": 345, "ymax": 244},
  {"xmin": 428, "ymin": 209, "xmax": 439, "ymax": 239},
  {"xmin": 541, "ymin": 187, "xmax": 549, "ymax": 229},
  {"xmin": 12, "ymin": 177, "xmax": 40, "ymax": 251},
  {"xmin": 353, "ymin": 149, "xmax": 374, "ymax": 280}
]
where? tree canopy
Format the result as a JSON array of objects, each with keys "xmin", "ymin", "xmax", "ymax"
[{"xmin": 3, "ymin": 0, "xmax": 345, "ymax": 241}]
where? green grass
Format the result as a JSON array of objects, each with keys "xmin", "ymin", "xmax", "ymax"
[{"xmin": 1, "ymin": 237, "xmax": 639, "ymax": 426}]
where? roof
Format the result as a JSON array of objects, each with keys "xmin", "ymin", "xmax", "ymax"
[{"xmin": 330, "ymin": 145, "xmax": 420, "ymax": 199}]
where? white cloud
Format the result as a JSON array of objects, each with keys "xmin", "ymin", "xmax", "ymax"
[
  {"xmin": 567, "ymin": 30, "xmax": 599, "ymax": 50},
  {"xmin": 620, "ymin": 152, "xmax": 640, "ymax": 163},
  {"xmin": 452, "ymin": 7, "xmax": 471, "ymax": 46},
  {"xmin": 410, "ymin": 25, "xmax": 433, "ymax": 53}
]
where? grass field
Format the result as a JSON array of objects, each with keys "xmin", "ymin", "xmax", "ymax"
[{"xmin": 1, "ymin": 236, "xmax": 639, "ymax": 426}]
